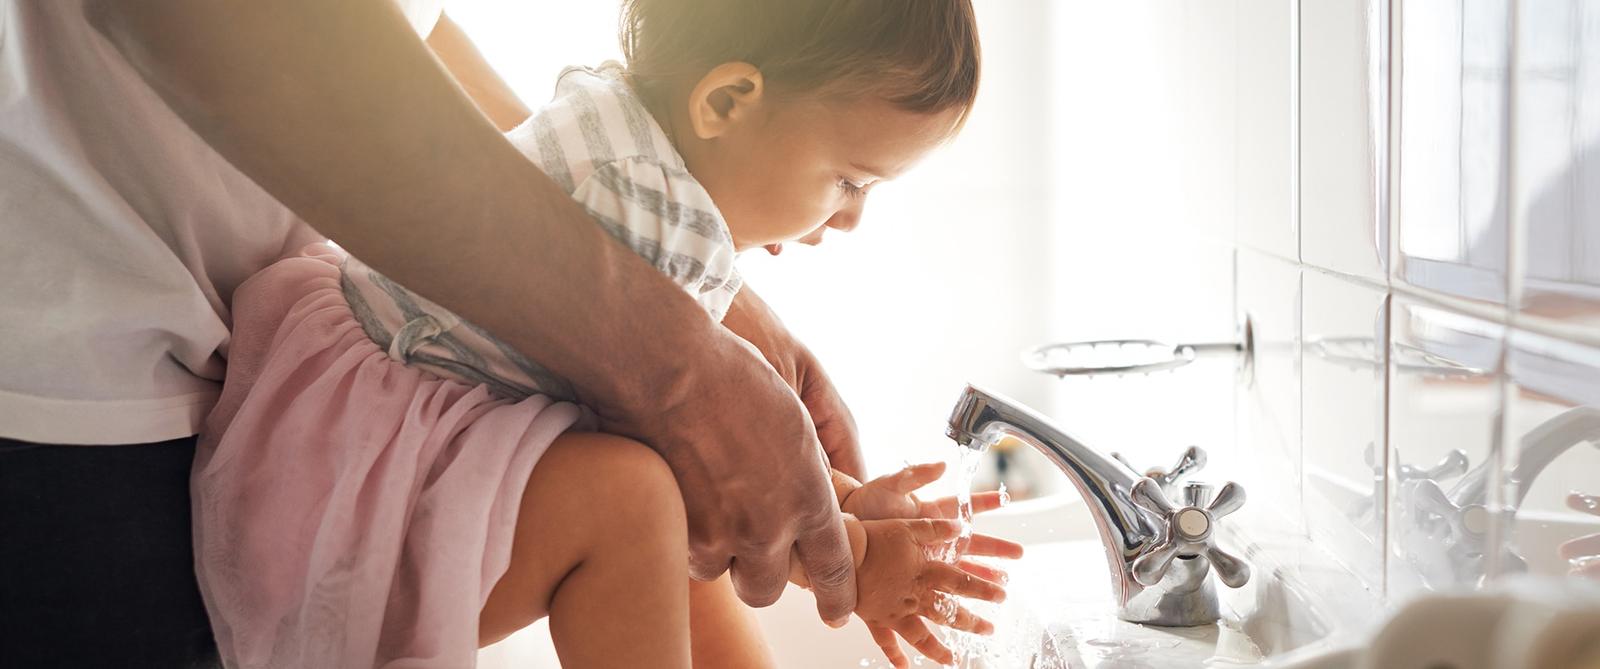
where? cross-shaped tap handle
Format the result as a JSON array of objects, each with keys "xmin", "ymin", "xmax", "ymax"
[
  {"xmin": 1129, "ymin": 477, "xmax": 1251, "ymax": 588},
  {"xmin": 1405, "ymin": 478, "xmax": 1528, "ymax": 575},
  {"xmin": 1112, "ymin": 446, "xmax": 1208, "ymax": 494},
  {"xmin": 1368, "ymin": 444, "xmax": 1469, "ymax": 482}
]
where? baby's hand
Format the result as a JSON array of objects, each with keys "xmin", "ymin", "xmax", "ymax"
[
  {"xmin": 855, "ymin": 518, "xmax": 1007, "ymax": 668},
  {"xmin": 836, "ymin": 462, "xmax": 1024, "ymax": 667},
  {"xmin": 841, "ymin": 461, "xmax": 1010, "ymax": 523}
]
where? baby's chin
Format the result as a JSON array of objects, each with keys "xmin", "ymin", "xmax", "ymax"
[
  {"xmin": 736, "ymin": 236, "xmax": 822, "ymax": 256},
  {"xmin": 731, "ymin": 242, "xmax": 791, "ymax": 256}
]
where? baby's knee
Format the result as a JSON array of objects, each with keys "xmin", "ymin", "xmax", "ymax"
[{"xmin": 547, "ymin": 432, "xmax": 685, "ymax": 526}]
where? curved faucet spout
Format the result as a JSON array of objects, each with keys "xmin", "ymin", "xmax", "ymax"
[{"xmin": 947, "ymin": 384, "xmax": 1244, "ymax": 625}]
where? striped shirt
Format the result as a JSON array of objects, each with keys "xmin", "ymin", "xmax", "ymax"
[{"xmin": 340, "ymin": 65, "xmax": 742, "ymax": 402}]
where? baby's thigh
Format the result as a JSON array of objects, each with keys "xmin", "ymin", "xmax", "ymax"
[{"xmin": 479, "ymin": 431, "xmax": 686, "ymax": 644}]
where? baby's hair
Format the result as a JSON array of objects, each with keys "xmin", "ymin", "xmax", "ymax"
[{"xmin": 619, "ymin": 0, "xmax": 980, "ymax": 130}]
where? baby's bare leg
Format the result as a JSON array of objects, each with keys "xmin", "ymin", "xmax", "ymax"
[
  {"xmin": 689, "ymin": 574, "xmax": 775, "ymax": 669},
  {"xmin": 479, "ymin": 432, "xmax": 690, "ymax": 669}
]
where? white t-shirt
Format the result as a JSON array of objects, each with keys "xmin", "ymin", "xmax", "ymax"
[{"xmin": 0, "ymin": 0, "xmax": 443, "ymax": 444}]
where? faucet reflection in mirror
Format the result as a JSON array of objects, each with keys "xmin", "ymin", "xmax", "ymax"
[
  {"xmin": 945, "ymin": 384, "xmax": 1249, "ymax": 627},
  {"xmin": 1391, "ymin": 406, "xmax": 1600, "ymax": 589}
]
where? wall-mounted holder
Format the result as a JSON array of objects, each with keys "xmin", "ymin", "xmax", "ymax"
[
  {"xmin": 1023, "ymin": 316, "xmax": 1255, "ymax": 385},
  {"xmin": 1308, "ymin": 336, "xmax": 1486, "ymax": 377}
]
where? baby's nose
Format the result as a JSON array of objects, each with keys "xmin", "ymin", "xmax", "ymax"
[{"xmin": 826, "ymin": 203, "xmax": 864, "ymax": 233}]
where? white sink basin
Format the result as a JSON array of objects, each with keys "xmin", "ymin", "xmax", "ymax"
[
  {"xmin": 479, "ymin": 493, "xmax": 1277, "ymax": 668},
  {"xmin": 752, "ymin": 494, "xmax": 1268, "ymax": 668}
]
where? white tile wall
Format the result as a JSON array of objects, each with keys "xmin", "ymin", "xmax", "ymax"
[
  {"xmin": 1236, "ymin": 250, "xmax": 1304, "ymax": 535},
  {"xmin": 1512, "ymin": 1, "xmax": 1600, "ymax": 344},
  {"xmin": 1235, "ymin": 0, "xmax": 1298, "ymax": 262},
  {"xmin": 1385, "ymin": 295, "xmax": 1506, "ymax": 598},
  {"xmin": 1393, "ymin": 0, "xmax": 1512, "ymax": 306},
  {"xmin": 1205, "ymin": 0, "xmax": 1599, "ymax": 637},
  {"xmin": 1301, "ymin": 270, "xmax": 1387, "ymax": 591},
  {"xmin": 1300, "ymin": 0, "xmax": 1386, "ymax": 281}
]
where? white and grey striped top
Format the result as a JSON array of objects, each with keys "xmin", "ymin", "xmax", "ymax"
[{"xmin": 340, "ymin": 65, "xmax": 742, "ymax": 402}]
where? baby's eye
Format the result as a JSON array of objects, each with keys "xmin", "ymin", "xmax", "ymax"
[{"xmin": 837, "ymin": 178, "xmax": 867, "ymax": 199}]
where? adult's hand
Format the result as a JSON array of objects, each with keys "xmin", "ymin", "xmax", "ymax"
[
  {"xmin": 723, "ymin": 288, "xmax": 866, "ymax": 481},
  {"xmin": 621, "ymin": 347, "xmax": 857, "ymax": 622},
  {"xmin": 88, "ymin": 0, "xmax": 857, "ymax": 622}
]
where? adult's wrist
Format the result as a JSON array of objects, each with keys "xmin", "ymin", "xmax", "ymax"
[
  {"xmin": 722, "ymin": 288, "xmax": 802, "ymax": 379},
  {"xmin": 586, "ymin": 316, "xmax": 782, "ymax": 448}
]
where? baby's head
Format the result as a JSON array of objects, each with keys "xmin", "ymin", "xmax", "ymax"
[{"xmin": 621, "ymin": 0, "xmax": 980, "ymax": 254}]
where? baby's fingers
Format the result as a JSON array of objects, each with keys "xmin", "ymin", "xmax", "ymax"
[
  {"xmin": 969, "ymin": 490, "xmax": 1010, "ymax": 514},
  {"xmin": 876, "ymin": 461, "xmax": 947, "ymax": 495},
  {"xmin": 920, "ymin": 490, "xmax": 1008, "ymax": 519},
  {"xmin": 956, "ymin": 559, "xmax": 1009, "ymax": 584},
  {"xmin": 894, "ymin": 617, "xmax": 954, "ymax": 666},
  {"xmin": 906, "ymin": 518, "xmax": 963, "ymax": 545},
  {"xmin": 966, "ymin": 533, "xmax": 1025, "ymax": 559},
  {"xmin": 868, "ymin": 624, "xmax": 909, "ymax": 669},
  {"xmin": 922, "ymin": 595, "xmax": 995, "ymax": 635},
  {"xmin": 1560, "ymin": 533, "xmax": 1600, "ymax": 561},
  {"xmin": 927, "ymin": 561, "xmax": 1007, "ymax": 603}
]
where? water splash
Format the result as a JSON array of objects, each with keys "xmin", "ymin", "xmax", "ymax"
[
  {"xmin": 927, "ymin": 442, "xmax": 1054, "ymax": 668},
  {"xmin": 928, "ymin": 445, "xmax": 985, "ymax": 666},
  {"xmin": 933, "ymin": 446, "xmax": 984, "ymax": 563}
]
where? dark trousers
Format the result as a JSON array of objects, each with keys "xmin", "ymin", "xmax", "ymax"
[{"xmin": 0, "ymin": 436, "xmax": 221, "ymax": 668}]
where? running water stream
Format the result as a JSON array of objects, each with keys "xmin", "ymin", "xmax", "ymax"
[{"xmin": 927, "ymin": 439, "xmax": 1039, "ymax": 668}]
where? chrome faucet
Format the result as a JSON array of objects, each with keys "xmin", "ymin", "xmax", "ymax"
[{"xmin": 946, "ymin": 384, "xmax": 1250, "ymax": 627}]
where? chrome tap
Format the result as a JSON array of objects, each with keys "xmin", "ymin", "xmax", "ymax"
[
  {"xmin": 946, "ymin": 384, "xmax": 1250, "ymax": 626},
  {"xmin": 1113, "ymin": 446, "xmax": 1208, "ymax": 497}
]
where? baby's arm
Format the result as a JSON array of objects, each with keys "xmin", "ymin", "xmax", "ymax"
[{"xmin": 788, "ymin": 515, "xmax": 868, "ymax": 586}]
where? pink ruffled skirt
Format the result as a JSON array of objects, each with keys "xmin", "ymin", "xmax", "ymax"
[{"xmin": 194, "ymin": 244, "xmax": 581, "ymax": 668}]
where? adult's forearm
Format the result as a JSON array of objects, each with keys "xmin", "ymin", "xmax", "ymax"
[
  {"xmin": 725, "ymin": 288, "xmax": 868, "ymax": 479},
  {"xmin": 86, "ymin": 0, "xmax": 719, "ymax": 422}
]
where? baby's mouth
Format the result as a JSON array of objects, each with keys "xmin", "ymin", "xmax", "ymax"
[{"xmin": 764, "ymin": 244, "xmax": 783, "ymax": 256}]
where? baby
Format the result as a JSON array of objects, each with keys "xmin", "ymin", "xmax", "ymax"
[{"xmin": 192, "ymin": 1, "xmax": 1014, "ymax": 668}]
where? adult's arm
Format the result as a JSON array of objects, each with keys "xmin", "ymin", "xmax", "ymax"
[
  {"xmin": 722, "ymin": 287, "xmax": 866, "ymax": 481},
  {"xmin": 85, "ymin": 0, "xmax": 856, "ymax": 622}
]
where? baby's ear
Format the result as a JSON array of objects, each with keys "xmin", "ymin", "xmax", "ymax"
[{"xmin": 687, "ymin": 62, "xmax": 764, "ymax": 139}]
